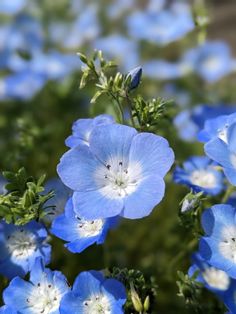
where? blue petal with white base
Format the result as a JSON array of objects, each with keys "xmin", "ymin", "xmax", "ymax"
[
  {"xmin": 3, "ymin": 258, "xmax": 70, "ymax": 314},
  {"xmin": 60, "ymin": 270, "xmax": 126, "ymax": 314},
  {"xmin": 173, "ymin": 156, "xmax": 224, "ymax": 195},
  {"xmin": 51, "ymin": 198, "xmax": 116, "ymax": 253},
  {"xmin": 0, "ymin": 220, "xmax": 51, "ymax": 279},
  {"xmin": 199, "ymin": 204, "xmax": 236, "ymax": 279}
]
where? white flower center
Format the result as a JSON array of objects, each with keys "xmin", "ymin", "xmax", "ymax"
[
  {"xmin": 217, "ymin": 124, "xmax": 229, "ymax": 143},
  {"xmin": 76, "ymin": 216, "xmax": 104, "ymax": 237},
  {"xmin": 202, "ymin": 267, "xmax": 230, "ymax": 290},
  {"xmin": 27, "ymin": 281, "xmax": 62, "ymax": 314},
  {"xmin": 219, "ymin": 226, "xmax": 236, "ymax": 263},
  {"xmin": 83, "ymin": 294, "xmax": 111, "ymax": 314},
  {"xmin": 94, "ymin": 157, "xmax": 142, "ymax": 199},
  {"xmin": 202, "ymin": 55, "xmax": 222, "ymax": 71},
  {"xmin": 6, "ymin": 229, "xmax": 37, "ymax": 260},
  {"xmin": 190, "ymin": 169, "xmax": 217, "ymax": 189}
]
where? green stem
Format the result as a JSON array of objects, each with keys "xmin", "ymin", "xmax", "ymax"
[{"xmin": 222, "ymin": 184, "xmax": 235, "ymax": 203}]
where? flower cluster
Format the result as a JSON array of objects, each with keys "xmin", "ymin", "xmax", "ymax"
[{"xmin": 174, "ymin": 110, "xmax": 236, "ymax": 312}]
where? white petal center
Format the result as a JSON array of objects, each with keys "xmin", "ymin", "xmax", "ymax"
[
  {"xmin": 190, "ymin": 169, "xmax": 217, "ymax": 189},
  {"xmin": 202, "ymin": 267, "xmax": 230, "ymax": 290},
  {"xmin": 219, "ymin": 225, "xmax": 236, "ymax": 263},
  {"xmin": 83, "ymin": 294, "xmax": 111, "ymax": 314}
]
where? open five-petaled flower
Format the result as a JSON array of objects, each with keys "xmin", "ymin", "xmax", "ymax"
[{"xmin": 58, "ymin": 123, "xmax": 174, "ymax": 219}]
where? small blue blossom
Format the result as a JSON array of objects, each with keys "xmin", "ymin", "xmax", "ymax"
[
  {"xmin": 51, "ymin": 198, "xmax": 116, "ymax": 253},
  {"xmin": 182, "ymin": 41, "xmax": 234, "ymax": 82},
  {"xmin": 60, "ymin": 270, "xmax": 126, "ymax": 314},
  {"xmin": 205, "ymin": 122, "xmax": 236, "ymax": 185},
  {"xmin": 199, "ymin": 204, "xmax": 236, "ymax": 279},
  {"xmin": 106, "ymin": 0, "xmax": 134, "ymax": 19},
  {"xmin": 3, "ymin": 257, "xmax": 70, "ymax": 314},
  {"xmin": 173, "ymin": 156, "xmax": 224, "ymax": 196},
  {"xmin": 65, "ymin": 114, "xmax": 115, "ymax": 148},
  {"xmin": 58, "ymin": 123, "xmax": 174, "ymax": 219},
  {"xmin": 126, "ymin": 1, "xmax": 194, "ymax": 45},
  {"xmin": 198, "ymin": 112, "xmax": 236, "ymax": 143},
  {"xmin": 0, "ymin": 221, "xmax": 51, "ymax": 279},
  {"xmin": 43, "ymin": 178, "xmax": 72, "ymax": 223},
  {"xmin": 93, "ymin": 34, "xmax": 139, "ymax": 72},
  {"xmin": 189, "ymin": 252, "xmax": 231, "ymax": 294}
]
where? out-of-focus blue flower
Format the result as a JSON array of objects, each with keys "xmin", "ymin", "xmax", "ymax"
[
  {"xmin": 126, "ymin": 1, "xmax": 194, "ymax": 45},
  {"xmin": 174, "ymin": 105, "xmax": 236, "ymax": 142},
  {"xmin": 28, "ymin": 51, "xmax": 79, "ymax": 80},
  {"xmin": 7, "ymin": 14, "xmax": 43, "ymax": 53},
  {"xmin": 43, "ymin": 178, "xmax": 71, "ymax": 223},
  {"xmin": 60, "ymin": 270, "xmax": 126, "ymax": 314},
  {"xmin": 174, "ymin": 156, "xmax": 224, "ymax": 196},
  {"xmin": 199, "ymin": 204, "xmax": 236, "ymax": 278},
  {"xmin": 174, "ymin": 110, "xmax": 199, "ymax": 142},
  {"xmin": 161, "ymin": 84, "xmax": 190, "ymax": 108},
  {"xmin": 51, "ymin": 197, "xmax": 116, "ymax": 253},
  {"xmin": 198, "ymin": 112, "xmax": 236, "ymax": 143},
  {"xmin": 93, "ymin": 34, "xmax": 139, "ymax": 72},
  {"xmin": 58, "ymin": 123, "xmax": 174, "ymax": 220},
  {"xmin": 0, "ymin": 221, "xmax": 51, "ymax": 279},
  {"xmin": 3, "ymin": 257, "xmax": 70, "ymax": 314},
  {"xmin": 182, "ymin": 41, "xmax": 234, "ymax": 82},
  {"xmin": 205, "ymin": 122, "xmax": 236, "ymax": 185},
  {"xmin": 65, "ymin": 114, "xmax": 115, "ymax": 148},
  {"xmin": 143, "ymin": 60, "xmax": 185, "ymax": 80},
  {"xmin": 0, "ymin": 70, "xmax": 46, "ymax": 100},
  {"xmin": 50, "ymin": 4, "xmax": 100, "ymax": 50},
  {"xmin": 0, "ymin": 0, "xmax": 26, "ymax": 15},
  {"xmin": 189, "ymin": 252, "xmax": 231, "ymax": 294}
]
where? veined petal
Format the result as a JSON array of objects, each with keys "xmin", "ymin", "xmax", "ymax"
[
  {"xmin": 72, "ymin": 190, "xmax": 123, "ymax": 219},
  {"xmin": 89, "ymin": 124, "xmax": 137, "ymax": 167},
  {"xmin": 129, "ymin": 132, "xmax": 174, "ymax": 177},
  {"xmin": 57, "ymin": 145, "xmax": 102, "ymax": 191},
  {"xmin": 121, "ymin": 175, "xmax": 165, "ymax": 219}
]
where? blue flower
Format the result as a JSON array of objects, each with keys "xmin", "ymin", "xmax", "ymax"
[
  {"xmin": 199, "ymin": 204, "xmax": 236, "ymax": 279},
  {"xmin": 60, "ymin": 270, "xmax": 126, "ymax": 314},
  {"xmin": 0, "ymin": 70, "xmax": 46, "ymax": 101},
  {"xmin": 198, "ymin": 112, "xmax": 236, "ymax": 143},
  {"xmin": 28, "ymin": 51, "xmax": 79, "ymax": 80},
  {"xmin": 43, "ymin": 178, "xmax": 72, "ymax": 223},
  {"xmin": 182, "ymin": 41, "xmax": 234, "ymax": 82},
  {"xmin": 174, "ymin": 110, "xmax": 199, "ymax": 142},
  {"xmin": 126, "ymin": 1, "xmax": 194, "ymax": 45},
  {"xmin": 143, "ymin": 60, "xmax": 185, "ymax": 80},
  {"xmin": 51, "ymin": 198, "xmax": 116, "ymax": 253},
  {"xmin": 0, "ymin": 0, "xmax": 26, "ymax": 15},
  {"xmin": 189, "ymin": 252, "xmax": 231, "ymax": 294},
  {"xmin": 0, "ymin": 221, "xmax": 51, "ymax": 279},
  {"xmin": 58, "ymin": 124, "xmax": 174, "ymax": 219},
  {"xmin": 65, "ymin": 114, "xmax": 115, "ymax": 148},
  {"xmin": 93, "ymin": 34, "xmax": 139, "ymax": 72},
  {"xmin": 3, "ymin": 257, "xmax": 70, "ymax": 314},
  {"xmin": 205, "ymin": 122, "xmax": 236, "ymax": 185},
  {"xmin": 173, "ymin": 156, "xmax": 224, "ymax": 196}
]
